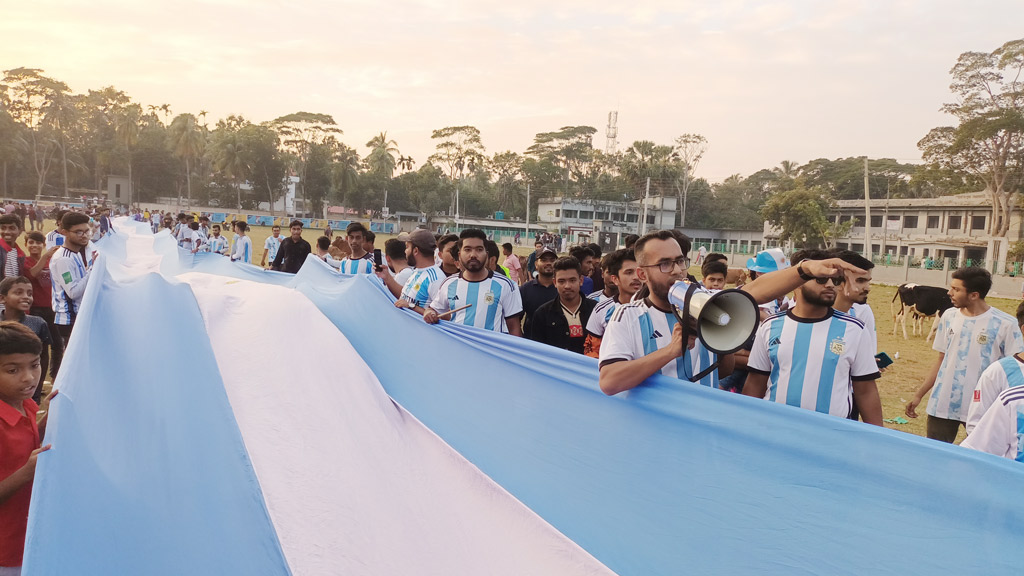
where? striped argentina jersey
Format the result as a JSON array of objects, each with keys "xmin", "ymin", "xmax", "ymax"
[
  {"xmin": 231, "ymin": 236, "xmax": 252, "ymax": 264},
  {"xmin": 927, "ymin": 307, "xmax": 1024, "ymax": 421},
  {"xmin": 428, "ymin": 271, "xmax": 523, "ymax": 333},
  {"xmin": 45, "ymin": 229, "xmax": 65, "ymax": 250},
  {"xmin": 748, "ymin": 309, "xmax": 879, "ymax": 418},
  {"xmin": 588, "ymin": 290, "xmax": 611, "ymax": 302},
  {"xmin": 847, "ymin": 302, "xmax": 877, "ymax": 355},
  {"xmin": 585, "ymin": 296, "xmax": 622, "ymax": 338},
  {"xmin": 49, "ymin": 246, "xmax": 90, "ymax": 325},
  {"xmin": 966, "ymin": 355, "xmax": 1024, "ymax": 434},
  {"xmin": 337, "ymin": 257, "xmax": 374, "ymax": 275},
  {"xmin": 264, "ymin": 235, "xmax": 282, "ymax": 262},
  {"xmin": 961, "ymin": 385, "xmax": 1024, "ymax": 462},
  {"xmin": 206, "ymin": 235, "xmax": 229, "ymax": 255},
  {"xmin": 599, "ymin": 298, "xmax": 721, "ymax": 388},
  {"xmin": 400, "ymin": 265, "xmax": 445, "ymax": 307}
]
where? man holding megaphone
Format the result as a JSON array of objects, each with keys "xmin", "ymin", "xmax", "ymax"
[{"xmin": 598, "ymin": 231, "xmax": 867, "ymax": 396}]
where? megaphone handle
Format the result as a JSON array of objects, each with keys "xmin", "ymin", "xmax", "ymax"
[{"xmin": 676, "ymin": 282, "xmax": 707, "ymax": 384}]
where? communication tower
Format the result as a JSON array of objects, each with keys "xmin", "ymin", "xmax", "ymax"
[{"xmin": 605, "ymin": 111, "xmax": 618, "ymax": 155}]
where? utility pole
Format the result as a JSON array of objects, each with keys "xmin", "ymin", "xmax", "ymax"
[
  {"xmin": 863, "ymin": 157, "xmax": 871, "ymax": 258},
  {"xmin": 680, "ymin": 165, "xmax": 689, "ymax": 228},
  {"xmin": 525, "ymin": 183, "xmax": 531, "ymax": 242},
  {"xmin": 640, "ymin": 177, "xmax": 651, "ymax": 235}
]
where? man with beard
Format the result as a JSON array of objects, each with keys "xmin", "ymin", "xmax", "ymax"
[
  {"xmin": 271, "ymin": 220, "xmax": 312, "ymax": 274},
  {"xmin": 584, "ymin": 249, "xmax": 639, "ymax": 358},
  {"xmin": 378, "ymin": 229, "xmax": 443, "ymax": 315},
  {"xmin": 424, "ymin": 228, "xmax": 523, "ymax": 336},
  {"xmin": 905, "ymin": 267, "xmax": 1024, "ymax": 442},
  {"xmin": 744, "ymin": 249, "xmax": 883, "ymax": 425},
  {"xmin": 829, "ymin": 250, "xmax": 877, "ymax": 355},
  {"xmin": 526, "ymin": 256, "xmax": 597, "ymax": 354},
  {"xmin": 569, "ymin": 245, "xmax": 595, "ymax": 295},
  {"xmin": 599, "ymin": 232, "xmax": 866, "ymax": 397},
  {"xmin": 519, "ymin": 247, "xmax": 558, "ymax": 334}
]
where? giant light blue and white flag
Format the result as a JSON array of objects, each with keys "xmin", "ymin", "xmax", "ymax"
[{"xmin": 23, "ymin": 218, "xmax": 1024, "ymax": 575}]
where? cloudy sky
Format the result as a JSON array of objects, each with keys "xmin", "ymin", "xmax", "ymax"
[{"xmin": 2, "ymin": 0, "xmax": 1022, "ymax": 182}]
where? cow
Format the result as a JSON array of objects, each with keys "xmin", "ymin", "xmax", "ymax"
[{"xmin": 891, "ymin": 283, "xmax": 954, "ymax": 341}]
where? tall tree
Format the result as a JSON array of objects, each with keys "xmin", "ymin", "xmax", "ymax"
[
  {"xmin": 673, "ymin": 133, "xmax": 707, "ymax": 227},
  {"xmin": 210, "ymin": 116, "xmax": 249, "ymax": 209},
  {"xmin": 1, "ymin": 68, "xmax": 68, "ymax": 199},
  {"xmin": 919, "ymin": 38, "xmax": 1024, "ymax": 236},
  {"xmin": 168, "ymin": 113, "xmax": 205, "ymax": 206},
  {"xmin": 114, "ymin": 102, "xmax": 141, "ymax": 204},
  {"xmin": 271, "ymin": 112, "xmax": 342, "ymax": 215},
  {"xmin": 365, "ymin": 131, "xmax": 399, "ymax": 177},
  {"xmin": 525, "ymin": 126, "xmax": 597, "ymax": 197},
  {"xmin": 761, "ymin": 184, "xmax": 851, "ymax": 248},
  {"xmin": 427, "ymin": 125, "xmax": 485, "ymax": 214},
  {"xmin": 239, "ymin": 123, "xmax": 287, "ymax": 215}
]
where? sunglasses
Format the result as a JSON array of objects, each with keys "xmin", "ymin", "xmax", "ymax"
[{"xmin": 814, "ymin": 276, "xmax": 846, "ymax": 286}]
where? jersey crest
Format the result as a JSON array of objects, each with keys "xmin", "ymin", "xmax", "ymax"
[
  {"xmin": 978, "ymin": 333, "xmax": 990, "ymax": 345},
  {"xmin": 484, "ymin": 291, "xmax": 495, "ymax": 305},
  {"xmin": 829, "ymin": 337, "xmax": 846, "ymax": 355}
]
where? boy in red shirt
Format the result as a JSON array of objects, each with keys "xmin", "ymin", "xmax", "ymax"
[{"xmin": 0, "ymin": 322, "xmax": 51, "ymax": 574}]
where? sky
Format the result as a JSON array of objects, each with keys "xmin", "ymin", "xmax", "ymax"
[{"xmin": 2, "ymin": 0, "xmax": 1022, "ymax": 184}]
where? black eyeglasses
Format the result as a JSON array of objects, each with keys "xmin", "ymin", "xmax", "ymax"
[
  {"xmin": 814, "ymin": 276, "xmax": 845, "ymax": 286},
  {"xmin": 640, "ymin": 256, "xmax": 690, "ymax": 274}
]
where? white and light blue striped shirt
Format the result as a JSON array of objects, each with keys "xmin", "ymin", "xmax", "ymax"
[
  {"xmin": 429, "ymin": 271, "xmax": 523, "ymax": 333},
  {"xmin": 264, "ymin": 236, "xmax": 282, "ymax": 263},
  {"xmin": 45, "ymin": 229, "xmax": 65, "ymax": 250},
  {"xmin": 961, "ymin": 385, "xmax": 1024, "ymax": 461},
  {"xmin": 585, "ymin": 296, "xmax": 622, "ymax": 338},
  {"xmin": 927, "ymin": 307, "xmax": 1024, "ymax": 421},
  {"xmin": 748, "ymin": 309, "xmax": 880, "ymax": 418},
  {"xmin": 599, "ymin": 298, "xmax": 720, "ymax": 388},
  {"xmin": 337, "ymin": 257, "xmax": 374, "ymax": 275},
  {"xmin": 49, "ymin": 246, "xmax": 90, "ymax": 325},
  {"xmin": 231, "ymin": 236, "xmax": 252, "ymax": 264},
  {"xmin": 967, "ymin": 356, "xmax": 1024, "ymax": 434},
  {"xmin": 206, "ymin": 236, "xmax": 229, "ymax": 255},
  {"xmin": 400, "ymin": 265, "xmax": 445, "ymax": 308}
]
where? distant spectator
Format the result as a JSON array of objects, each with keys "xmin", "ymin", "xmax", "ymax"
[{"xmin": 526, "ymin": 256, "xmax": 596, "ymax": 354}]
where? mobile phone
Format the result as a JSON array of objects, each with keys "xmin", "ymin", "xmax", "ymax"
[
  {"xmin": 373, "ymin": 248, "xmax": 383, "ymax": 269},
  {"xmin": 875, "ymin": 352, "xmax": 894, "ymax": 369}
]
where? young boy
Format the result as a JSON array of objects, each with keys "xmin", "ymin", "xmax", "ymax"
[
  {"xmin": 0, "ymin": 321, "xmax": 52, "ymax": 574},
  {"xmin": 22, "ymin": 232, "xmax": 61, "ymax": 384},
  {"xmin": 230, "ymin": 222, "xmax": 252, "ymax": 264},
  {"xmin": 188, "ymin": 222, "xmax": 204, "ymax": 254},
  {"xmin": 0, "ymin": 277, "xmax": 51, "ymax": 402},
  {"xmin": 701, "ymin": 260, "xmax": 728, "ymax": 291}
]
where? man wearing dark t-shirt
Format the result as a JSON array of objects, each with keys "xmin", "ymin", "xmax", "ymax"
[
  {"xmin": 271, "ymin": 220, "xmax": 312, "ymax": 274},
  {"xmin": 520, "ymin": 247, "xmax": 558, "ymax": 333},
  {"xmin": 526, "ymin": 256, "xmax": 596, "ymax": 354}
]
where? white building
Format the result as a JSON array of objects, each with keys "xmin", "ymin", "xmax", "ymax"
[{"xmin": 537, "ymin": 196, "xmax": 677, "ymax": 245}]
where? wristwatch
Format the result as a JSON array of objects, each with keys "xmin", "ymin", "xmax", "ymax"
[{"xmin": 796, "ymin": 260, "xmax": 815, "ymax": 282}]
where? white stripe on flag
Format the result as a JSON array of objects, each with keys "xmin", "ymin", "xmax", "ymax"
[{"xmin": 179, "ymin": 272, "xmax": 615, "ymax": 576}]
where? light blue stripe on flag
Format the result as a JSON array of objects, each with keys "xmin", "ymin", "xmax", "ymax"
[{"xmin": 815, "ymin": 318, "xmax": 849, "ymax": 414}]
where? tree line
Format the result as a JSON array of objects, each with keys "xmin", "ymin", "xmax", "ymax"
[{"xmin": 0, "ymin": 38, "xmax": 1020, "ymax": 233}]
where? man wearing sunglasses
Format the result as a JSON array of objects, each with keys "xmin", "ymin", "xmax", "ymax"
[
  {"xmin": 599, "ymin": 231, "xmax": 867, "ymax": 396},
  {"xmin": 743, "ymin": 249, "xmax": 883, "ymax": 425}
]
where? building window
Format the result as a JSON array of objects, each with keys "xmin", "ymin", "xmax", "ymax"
[
  {"xmin": 646, "ymin": 215, "xmax": 655, "ymax": 224},
  {"xmin": 595, "ymin": 212, "xmax": 608, "ymax": 220},
  {"xmin": 971, "ymin": 215, "xmax": 986, "ymax": 230},
  {"xmin": 828, "ymin": 215, "xmax": 837, "ymax": 223},
  {"xmin": 948, "ymin": 215, "xmax": 961, "ymax": 229},
  {"xmin": 839, "ymin": 215, "xmax": 851, "ymax": 224},
  {"xmin": 851, "ymin": 243, "xmax": 864, "ymax": 252},
  {"xmin": 115, "ymin": 184, "xmax": 121, "ymax": 199},
  {"xmin": 903, "ymin": 215, "xmax": 918, "ymax": 229},
  {"xmin": 853, "ymin": 216, "xmax": 865, "ymax": 227},
  {"xmin": 579, "ymin": 210, "xmax": 593, "ymax": 220},
  {"xmin": 870, "ymin": 215, "xmax": 882, "ymax": 227},
  {"xmin": 564, "ymin": 210, "xmax": 578, "ymax": 219},
  {"xmin": 625, "ymin": 214, "xmax": 638, "ymax": 223},
  {"xmin": 927, "ymin": 215, "xmax": 939, "ymax": 229},
  {"xmin": 554, "ymin": 209, "xmax": 560, "ymax": 217},
  {"xmin": 612, "ymin": 212, "xmax": 625, "ymax": 221}
]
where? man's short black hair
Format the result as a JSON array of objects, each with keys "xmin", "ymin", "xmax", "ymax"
[
  {"xmin": 199, "ymin": 216, "xmax": 209, "ymax": 223},
  {"xmin": 1016, "ymin": 300, "xmax": 1024, "ymax": 328},
  {"xmin": 553, "ymin": 256, "xmax": 581, "ymax": 275},
  {"xmin": 790, "ymin": 248, "xmax": 832, "ymax": 266},
  {"xmin": 534, "ymin": 240, "xmax": 543, "ymax": 247},
  {"xmin": 384, "ymin": 238, "xmax": 406, "ymax": 261},
  {"xmin": 0, "ymin": 320, "xmax": 42, "ymax": 357},
  {"xmin": 623, "ymin": 234, "xmax": 640, "ymax": 249},
  {"xmin": 364, "ymin": 230, "xmax": 376, "ymax": 244},
  {"xmin": 457, "ymin": 228, "xmax": 487, "ymax": 251},
  {"xmin": 952, "ymin": 267, "xmax": 993, "ymax": 299},
  {"xmin": 346, "ymin": 222, "xmax": 366, "ymax": 236},
  {"xmin": 317, "ymin": 236, "xmax": 331, "ymax": 250},
  {"xmin": 437, "ymin": 233, "xmax": 459, "ymax": 250},
  {"xmin": 829, "ymin": 249, "xmax": 874, "ymax": 270},
  {"xmin": 705, "ymin": 252, "xmax": 728, "ymax": 264},
  {"xmin": 502, "ymin": 242, "xmax": 513, "ymax": 252},
  {"xmin": 212, "ymin": 224, "xmax": 221, "ymax": 231},
  {"xmin": 634, "ymin": 230, "xmax": 678, "ymax": 265},
  {"xmin": 290, "ymin": 219, "xmax": 304, "ymax": 229},
  {"xmin": 62, "ymin": 212, "xmax": 90, "ymax": 229},
  {"xmin": 189, "ymin": 222, "xmax": 199, "ymax": 230},
  {"xmin": 569, "ymin": 246, "xmax": 594, "ymax": 262},
  {"xmin": 234, "ymin": 221, "xmax": 248, "ymax": 233},
  {"xmin": 484, "ymin": 239, "xmax": 499, "ymax": 260},
  {"xmin": 602, "ymin": 249, "xmax": 636, "ymax": 277},
  {"xmin": 670, "ymin": 230, "xmax": 692, "ymax": 255},
  {"xmin": 588, "ymin": 243, "xmax": 603, "ymax": 259},
  {"xmin": 701, "ymin": 260, "xmax": 728, "ymax": 279},
  {"xmin": 25, "ymin": 231, "xmax": 44, "ymax": 244},
  {"xmin": 0, "ymin": 214, "xmax": 22, "ymax": 229}
]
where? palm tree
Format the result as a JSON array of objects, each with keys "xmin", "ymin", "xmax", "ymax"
[
  {"xmin": 397, "ymin": 155, "xmax": 415, "ymax": 172},
  {"xmin": 365, "ymin": 131, "xmax": 399, "ymax": 178},
  {"xmin": 168, "ymin": 113, "xmax": 205, "ymax": 207},
  {"xmin": 333, "ymin": 144, "xmax": 360, "ymax": 205},
  {"xmin": 211, "ymin": 123, "xmax": 249, "ymax": 209},
  {"xmin": 774, "ymin": 160, "xmax": 801, "ymax": 180},
  {"xmin": 114, "ymin": 103, "xmax": 141, "ymax": 204}
]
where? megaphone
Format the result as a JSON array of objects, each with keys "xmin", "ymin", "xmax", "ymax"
[{"xmin": 667, "ymin": 281, "xmax": 760, "ymax": 381}]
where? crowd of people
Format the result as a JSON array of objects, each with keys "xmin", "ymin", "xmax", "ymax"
[{"xmin": 2, "ymin": 207, "xmax": 1024, "ymax": 573}]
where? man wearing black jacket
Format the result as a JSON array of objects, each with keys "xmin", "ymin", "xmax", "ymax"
[
  {"xmin": 271, "ymin": 220, "xmax": 312, "ymax": 273},
  {"xmin": 526, "ymin": 256, "xmax": 596, "ymax": 354}
]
